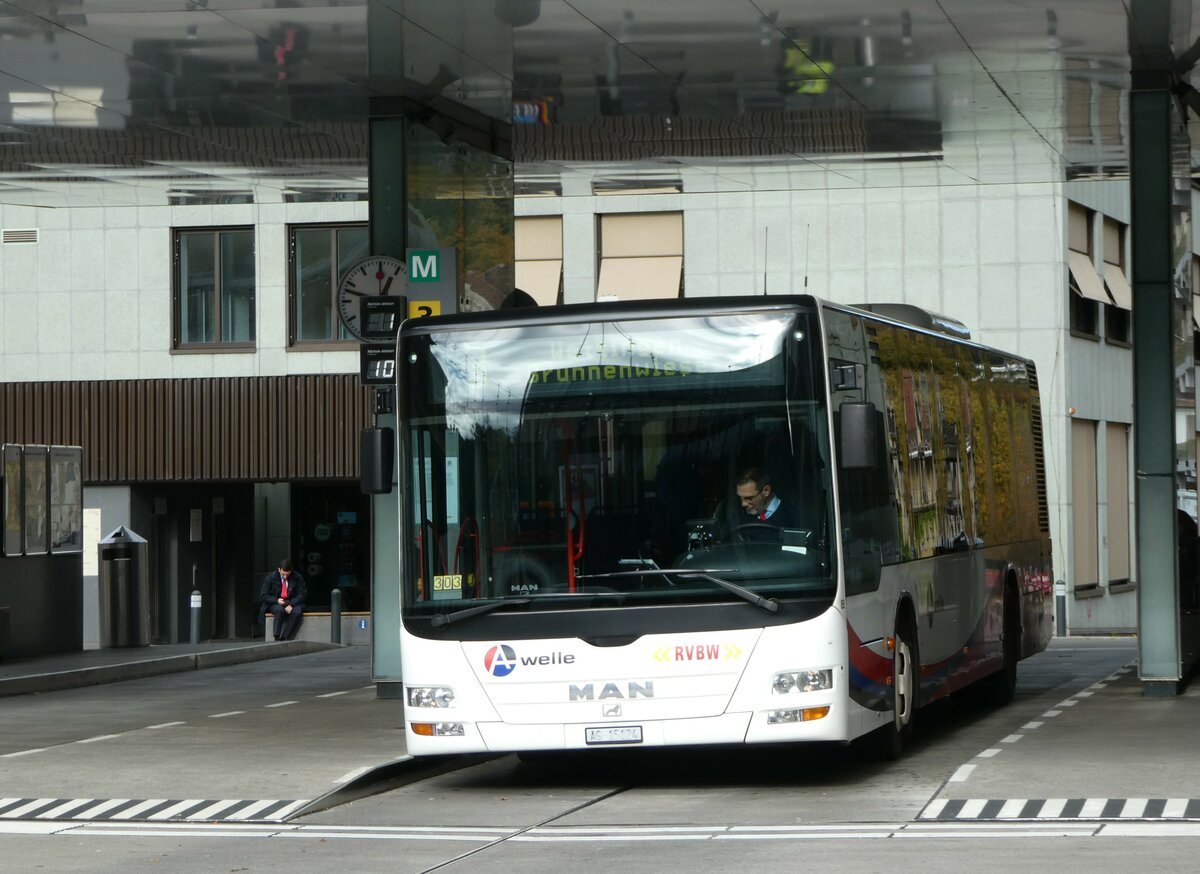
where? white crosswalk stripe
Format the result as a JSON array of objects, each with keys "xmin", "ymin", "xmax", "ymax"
[{"xmin": 0, "ymin": 798, "xmax": 308, "ymax": 823}]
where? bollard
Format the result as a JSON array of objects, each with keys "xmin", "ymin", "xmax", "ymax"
[
  {"xmin": 1054, "ymin": 579, "xmax": 1066, "ymax": 637},
  {"xmin": 190, "ymin": 589, "xmax": 202, "ymax": 644},
  {"xmin": 330, "ymin": 587, "xmax": 342, "ymax": 644}
]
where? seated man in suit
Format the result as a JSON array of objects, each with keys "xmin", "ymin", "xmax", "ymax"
[
  {"xmin": 732, "ymin": 466, "xmax": 803, "ymax": 538},
  {"xmin": 260, "ymin": 559, "xmax": 307, "ymax": 641}
]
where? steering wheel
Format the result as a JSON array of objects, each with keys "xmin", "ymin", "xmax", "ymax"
[{"xmin": 719, "ymin": 522, "xmax": 780, "ymax": 544}]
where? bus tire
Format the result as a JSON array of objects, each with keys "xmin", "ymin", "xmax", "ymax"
[
  {"xmin": 872, "ymin": 609, "xmax": 917, "ymax": 761},
  {"xmin": 984, "ymin": 580, "xmax": 1020, "ymax": 705}
]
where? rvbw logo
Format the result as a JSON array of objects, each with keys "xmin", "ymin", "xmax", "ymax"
[{"xmin": 483, "ymin": 644, "xmax": 518, "ymax": 677}]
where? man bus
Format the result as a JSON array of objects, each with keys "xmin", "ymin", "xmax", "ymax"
[{"xmin": 387, "ymin": 295, "xmax": 1052, "ymax": 758}]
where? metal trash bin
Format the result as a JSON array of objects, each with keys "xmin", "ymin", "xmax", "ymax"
[{"xmin": 98, "ymin": 527, "xmax": 150, "ymax": 647}]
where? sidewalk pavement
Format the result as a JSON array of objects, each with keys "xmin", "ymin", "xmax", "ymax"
[{"xmin": 0, "ymin": 639, "xmax": 338, "ymax": 698}]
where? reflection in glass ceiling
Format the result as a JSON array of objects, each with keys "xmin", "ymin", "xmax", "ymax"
[{"xmin": 0, "ymin": 1, "xmax": 1172, "ymax": 208}]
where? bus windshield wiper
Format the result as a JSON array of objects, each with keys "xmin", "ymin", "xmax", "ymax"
[
  {"xmin": 430, "ymin": 597, "xmax": 532, "ymax": 629},
  {"xmin": 676, "ymin": 571, "xmax": 780, "ymax": 613},
  {"xmin": 576, "ymin": 569, "xmax": 779, "ymax": 614}
]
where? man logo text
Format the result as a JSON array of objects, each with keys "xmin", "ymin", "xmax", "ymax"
[{"xmin": 569, "ymin": 681, "xmax": 654, "ymax": 700}]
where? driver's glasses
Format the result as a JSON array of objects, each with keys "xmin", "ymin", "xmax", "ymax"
[{"xmin": 737, "ymin": 485, "xmax": 768, "ymax": 513}]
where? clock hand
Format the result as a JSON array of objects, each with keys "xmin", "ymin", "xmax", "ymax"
[{"xmin": 381, "ymin": 276, "xmax": 395, "ymax": 295}]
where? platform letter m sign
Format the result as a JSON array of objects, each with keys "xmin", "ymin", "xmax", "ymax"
[{"xmin": 409, "ymin": 250, "xmax": 439, "ymax": 283}]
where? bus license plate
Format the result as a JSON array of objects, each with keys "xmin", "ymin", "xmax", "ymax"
[{"xmin": 585, "ymin": 725, "xmax": 643, "ymax": 745}]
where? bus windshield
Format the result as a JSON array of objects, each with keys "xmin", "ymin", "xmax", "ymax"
[{"xmin": 401, "ymin": 308, "xmax": 836, "ymax": 624}]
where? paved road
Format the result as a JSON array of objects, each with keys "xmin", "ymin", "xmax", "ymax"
[
  {"xmin": 0, "ymin": 647, "xmax": 405, "ymax": 809},
  {"xmin": 5, "ymin": 637, "xmax": 1200, "ymax": 873}
]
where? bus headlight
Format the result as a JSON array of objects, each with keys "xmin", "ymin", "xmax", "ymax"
[
  {"xmin": 772, "ymin": 669, "xmax": 832, "ymax": 694},
  {"xmin": 407, "ymin": 686, "xmax": 455, "ymax": 708}
]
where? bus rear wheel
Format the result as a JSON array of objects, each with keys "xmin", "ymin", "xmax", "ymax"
[
  {"xmin": 873, "ymin": 612, "xmax": 917, "ymax": 760},
  {"xmin": 984, "ymin": 584, "xmax": 1020, "ymax": 705}
]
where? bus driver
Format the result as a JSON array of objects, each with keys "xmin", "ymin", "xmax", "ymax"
[{"xmin": 735, "ymin": 467, "xmax": 802, "ymax": 532}]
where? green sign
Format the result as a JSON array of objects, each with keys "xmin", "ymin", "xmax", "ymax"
[{"xmin": 408, "ymin": 249, "xmax": 440, "ymax": 283}]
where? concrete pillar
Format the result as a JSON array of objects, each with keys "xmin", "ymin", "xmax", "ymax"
[{"xmin": 1129, "ymin": 0, "xmax": 1197, "ymax": 694}]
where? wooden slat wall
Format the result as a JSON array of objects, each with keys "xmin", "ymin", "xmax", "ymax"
[{"xmin": 0, "ymin": 375, "xmax": 373, "ymax": 484}]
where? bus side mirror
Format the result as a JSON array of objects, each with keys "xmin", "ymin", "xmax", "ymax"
[
  {"xmin": 839, "ymin": 401, "xmax": 876, "ymax": 469},
  {"xmin": 361, "ymin": 426, "xmax": 395, "ymax": 494}
]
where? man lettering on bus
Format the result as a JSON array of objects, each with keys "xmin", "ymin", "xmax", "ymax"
[
  {"xmin": 735, "ymin": 466, "xmax": 802, "ymax": 535},
  {"xmin": 260, "ymin": 559, "xmax": 307, "ymax": 641}
]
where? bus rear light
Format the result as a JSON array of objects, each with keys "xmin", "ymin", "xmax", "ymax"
[
  {"xmin": 767, "ymin": 706, "xmax": 830, "ymax": 724},
  {"xmin": 411, "ymin": 722, "xmax": 465, "ymax": 737},
  {"xmin": 772, "ymin": 669, "xmax": 832, "ymax": 694}
]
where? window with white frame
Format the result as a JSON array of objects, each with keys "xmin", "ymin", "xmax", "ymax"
[
  {"xmin": 596, "ymin": 212, "xmax": 683, "ymax": 301},
  {"xmin": 289, "ymin": 223, "xmax": 369, "ymax": 343},
  {"xmin": 173, "ymin": 227, "xmax": 255, "ymax": 349},
  {"xmin": 514, "ymin": 216, "xmax": 563, "ymax": 306}
]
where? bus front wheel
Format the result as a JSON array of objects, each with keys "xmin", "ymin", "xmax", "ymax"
[{"xmin": 872, "ymin": 612, "xmax": 917, "ymax": 761}]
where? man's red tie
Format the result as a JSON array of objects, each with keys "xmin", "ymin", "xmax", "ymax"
[
  {"xmin": 758, "ymin": 512, "xmax": 766, "ymax": 521},
  {"xmin": 281, "ymin": 579, "xmax": 288, "ymax": 599}
]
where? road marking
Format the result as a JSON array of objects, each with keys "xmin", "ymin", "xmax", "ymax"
[
  {"xmin": 922, "ymin": 798, "xmax": 1200, "ymax": 821},
  {"xmin": 1080, "ymin": 798, "xmax": 1107, "ymax": 817},
  {"xmin": 1121, "ymin": 798, "xmax": 1148, "ymax": 818},
  {"xmin": 1036, "ymin": 799, "xmax": 1068, "ymax": 818},
  {"xmin": 268, "ymin": 800, "xmax": 311, "ymax": 821},
  {"xmin": 1000, "ymin": 734, "xmax": 1023, "ymax": 743},
  {"xmin": 1, "ymin": 748, "xmax": 47, "ymax": 758},
  {"xmin": 948, "ymin": 764, "xmax": 975, "ymax": 782},
  {"xmin": 1022, "ymin": 721, "xmax": 1044, "ymax": 730},
  {"xmin": 265, "ymin": 701, "xmax": 298, "ymax": 708},
  {"xmin": 36, "ymin": 799, "xmax": 94, "ymax": 820},
  {"xmin": 5, "ymin": 819, "xmax": 1200, "ymax": 842},
  {"xmin": 77, "ymin": 734, "xmax": 121, "ymax": 744},
  {"xmin": 1, "ymin": 797, "xmax": 57, "ymax": 821},
  {"xmin": 1041, "ymin": 710, "xmax": 1062, "ymax": 717},
  {"xmin": 317, "ymin": 690, "xmax": 351, "ymax": 698},
  {"xmin": 186, "ymin": 800, "xmax": 243, "ymax": 821},
  {"xmin": 996, "ymin": 799, "xmax": 1027, "ymax": 818},
  {"xmin": 209, "ymin": 711, "xmax": 244, "ymax": 719},
  {"xmin": 71, "ymin": 799, "xmax": 130, "ymax": 819},
  {"xmin": 976, "ymin": 748, "xmax": 1001, "ymax": 758},
  {"xmin": 147, "ymin": 800, "xmax": 205, "ymax": 821},
  {"xmin": 1163, "ymin": 799, "xmax": 1189, "ymax": 817},
  {"xmin": 0, "ymin": 798, "xmax": 311, "ymax": 823},
  {"xmin": 146, "ymin": 722, "xmax": 185, "ymax": 730},
  {"xmin": 1, "ymin": 799, "xmax": 56, "ymax": 819},
  {"xmin": 110, "ymin": 800, "xmax": 167, "ymax": 820},
  {"xmin": 224, "ymin": 800, "xmax": 280, "ymax": 821},
  {"xmin": 957, "ymin": 799, "xmax": 987, "ymax": 818}
]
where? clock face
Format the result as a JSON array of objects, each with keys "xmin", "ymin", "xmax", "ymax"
[{"xmin": 337, "ymin": 255, "xmax": 407, "ymax": 341}]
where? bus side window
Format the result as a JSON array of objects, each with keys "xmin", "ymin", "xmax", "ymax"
[{"xmin": 837, "ymin": 400, "xmax": 897, "ymax": 595}]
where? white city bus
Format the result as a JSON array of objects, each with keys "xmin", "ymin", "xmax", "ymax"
[{"xmin": 393, "ymin": 295, "xmax": 1052, "ymax": 757}]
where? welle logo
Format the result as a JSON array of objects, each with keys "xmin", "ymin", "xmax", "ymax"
[
  {"xmin": 482, "ymin": 644, "xmax": 576, "ymax": 678},
  {"xmin": 483, "ymin": 644, "xmax": 518, "ymax": 677}
]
